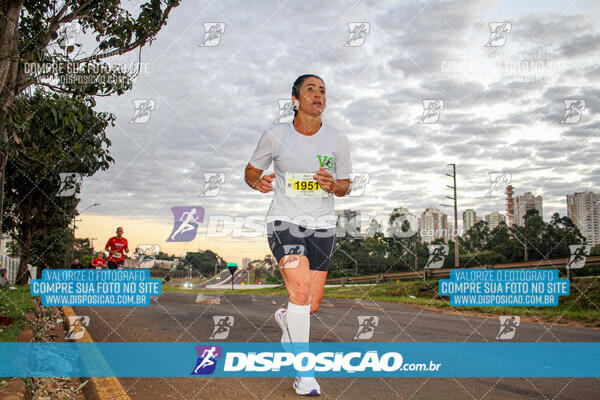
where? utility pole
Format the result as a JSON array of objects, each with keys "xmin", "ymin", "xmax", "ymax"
[
  {"xmin": 523, "ymin": 213, "xmax": 529, "ymax": 261},
  {"xmin": 442, "ymin": 164, "xmax": 459, "ymax": 267}
]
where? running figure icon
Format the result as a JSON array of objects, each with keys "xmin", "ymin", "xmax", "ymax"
[
  {"xmin": 192, "ymin": 346, "xmax": 222, "ymax": 375},
  {"xmin": 167, "ymin": 206, "xmax": 205, "ymax": 242}
]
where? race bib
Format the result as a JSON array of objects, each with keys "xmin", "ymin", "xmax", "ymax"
[
  {"xmin": 112, "ymin": 251, "xmax": 122, "ymax": 259},
  {"xmin": 285, "ymin": 172, "xmax": 328, "ymax": 197}
]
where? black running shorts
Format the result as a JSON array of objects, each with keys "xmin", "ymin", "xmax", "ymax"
[
  {"xmin": 267, "ymin": 220, "xmax": 336, "ymax": 271},
  {"xmin": 107, "ymin": 260, "xmax": 124, "ymax": 269}
]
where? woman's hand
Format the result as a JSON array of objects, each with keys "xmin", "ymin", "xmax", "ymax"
[
  {"xmin": 314, "ymin": 167, "xmax": 335, "ymax": 193},
  {"xmin": 255, "ymin": 172, "xmax": 276, "ymax": 193}
]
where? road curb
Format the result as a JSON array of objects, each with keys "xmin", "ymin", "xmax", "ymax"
[{"xmin": 62, "ymin": 306, "xmax": 131, "ymax": 400}]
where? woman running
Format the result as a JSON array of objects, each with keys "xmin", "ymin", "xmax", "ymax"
[{"xmin": 245, "ymin": 74, "xmax": 352, "ymax": 396}]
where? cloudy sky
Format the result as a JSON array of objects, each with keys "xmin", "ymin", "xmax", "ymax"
[{"xmin": 75, "ymin": 0, "xmax": 600, "ymax": 263}]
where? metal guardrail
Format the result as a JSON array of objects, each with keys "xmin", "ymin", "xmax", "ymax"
[{"xmin": 325, "ymin": 256, "xmax": 600, "ymax": 285}]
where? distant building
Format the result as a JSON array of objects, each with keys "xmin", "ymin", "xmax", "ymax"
[
  {"xmin": 506, "ymin": 184, "xmax": 515, "ymax": 227},
  {"xmin": 567, "ymin": 190, "xmax": 600, "ymax": 246},
  {"xmin": 514, "ymin": 192, "xmax": 543, "ymax": 226},
  {"xmin": 463, "ymin": 209, "xmax": 476, "ymax": 234},
  {"xmin": 242, "ymin": 257, "xmax": 251, "ymax": 269},
  {"xmin": 420, "ymin": 207, "xmax": 448, "ymax": 243},
  {"xmin": 485, "ymin": 211, "xmax": 506, "ymax": 230},
  {"xmin": 475, "ymin": 216, "xmax": 483, "ymax": 223},
  {"xmin": 336, "ymin": 209, "xmax": 361, "ymax": 236}
]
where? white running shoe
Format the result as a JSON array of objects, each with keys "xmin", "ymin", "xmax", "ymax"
[
  {"xmin": 275, "ymin": 308, "xmax": 290, "ymax": 343},
  {"xmin": 293, "ymin": 376, "xmax": 321, "ymax": 396}
]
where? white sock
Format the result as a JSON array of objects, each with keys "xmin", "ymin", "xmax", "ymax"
[
  {"xmin": 286, "ymin": 301, "xmax": 310, "ymax": 342},
  {"xmin": 286, "ymin": 301, "xmax": 312, "ymax": 377}
]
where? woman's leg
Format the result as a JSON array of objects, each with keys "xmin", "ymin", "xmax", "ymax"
[
  {"xmin": 278, "ymin": 253, "xmax": 311, "ymax": 305},
  {"xmin": 308, "ymin": 270, "xmax": 328, "ymax": 315},
  {"xmin": 278, "ymin": 253, "xmax": 313, "ymax": 377}
]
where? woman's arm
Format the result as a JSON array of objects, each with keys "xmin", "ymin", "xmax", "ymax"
[
  {"xmin": 332, "ymin": 178, "xmax": 351, "ymax": 197},
  {"xmin": 245, "ymin": 163, "xmax": 275, "ymax": 193},
  {"xmin": 314, "ymin": 168, "xmax": 351, "ymax": 197}
]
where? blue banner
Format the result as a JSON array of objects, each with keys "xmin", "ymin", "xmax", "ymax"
[
  {"xmin": 1, "ymin": 342, "xmax": 599, "ymax": 377},
  {"xmin": 30, "ymin": 269, "xmax": 161, "ymax": 306},
  {"xmin": 439, "ymin": 269, "xmax": 570, "ymax": 306}
]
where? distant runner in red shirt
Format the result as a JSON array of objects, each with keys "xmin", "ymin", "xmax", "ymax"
[
  {"xmin": 91, "ymin": 252, "xmax": 107, "ymax": 269},
  {"xmin": 105, "ymin": 227, "xmax": 129, "ymax": 269}
]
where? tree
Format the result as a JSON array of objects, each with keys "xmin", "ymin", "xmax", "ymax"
[
  {"xmin": 184, "ymin": 250, "xmax": 226, "ymax": 276},
  {"xmin": 3, "ymin": 89, "xmax": 113, "ymax": 283},
  {"xmin": 0, "ymin": 0, "xmax": 182, "ymax": 247},
  {"xmin": 73, "ymin": 237, "xmax": 94, "ymax": 265},
  {"xmin": 156, "ymin": 251, "xmax": 176, "ymax": 260},
  {"xmin": 546, "ymin": 213, "xmax": 585, "ymax": 258},
  {"xmin": 459, "ymin": 220, "xmax": 490, "ymax": 253},
  {"xmin": 485, "ymin": 222, "xmax": 520, "ymax": 263}
]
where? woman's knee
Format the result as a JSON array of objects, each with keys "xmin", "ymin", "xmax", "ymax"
[
  {"xmin": 289, "ymin": 286, "xmax": 312, "ymax": 305},
  {"xmin": 310, "ymin": 301, "xmax": 320, "ymax": 314}
]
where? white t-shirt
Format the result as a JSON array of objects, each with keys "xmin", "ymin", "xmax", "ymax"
[{"xmin": 249, "ymin": 121, "xmax": 352, "ymax": 229}]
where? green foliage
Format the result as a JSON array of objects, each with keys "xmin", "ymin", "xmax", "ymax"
[
  {"xmin": 12, "ymin": 1, "xmax": 182, "ymax": 101},
  {"xmin": 184, "ymin": 250, "xmax": 226, "ymax": 276},
  {"xmin": 330, "ymin": 210, "xmax": 589, "ymax": 277},
  {"xmin": 3, "ymin": 90, "xmax": 113, "ymax": 278},
  {"xmin": 156, "ymin": 251, "xmax": 176, "ymax": 261},
  {"xmin": 0, "ymin": 285, "xmax": 36, "ymax": 342}
]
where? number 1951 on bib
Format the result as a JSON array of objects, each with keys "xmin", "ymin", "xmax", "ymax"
[{"xmin": 285, "ymin": 172, "xmax": 329, "ymax": 197}]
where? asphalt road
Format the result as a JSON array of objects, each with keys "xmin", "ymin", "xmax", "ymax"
[{"xmin": 73, "ymin": 292, "xmax": 600, "ymax": 399}]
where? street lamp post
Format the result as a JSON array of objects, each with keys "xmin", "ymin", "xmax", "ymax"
[{"xmin": 72, "ymin": 203, "xmax": 100, "ymax": 263}]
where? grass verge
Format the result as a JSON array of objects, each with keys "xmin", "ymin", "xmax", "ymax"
[
  {"xmin": 0, "ymin": 285, "xmax": 35, "ymax": 342},
  {"xmin": 0, "ymin": 285, "xmax": 36, "ymax": 388}
]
